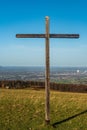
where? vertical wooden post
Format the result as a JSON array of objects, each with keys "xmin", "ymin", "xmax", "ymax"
[{"xmin": 45, "ymin": 16, "xmax": 50, "ymax": 124}]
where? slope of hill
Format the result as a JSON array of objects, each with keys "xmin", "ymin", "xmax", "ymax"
[{"xmin": 0, "ymin": 89, "xmax": 87, "ymax": 130}]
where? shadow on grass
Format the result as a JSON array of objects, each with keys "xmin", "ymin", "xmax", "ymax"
[{"xmin": 52, "ymin": 110, "xmax": 87, "ymax": 128}]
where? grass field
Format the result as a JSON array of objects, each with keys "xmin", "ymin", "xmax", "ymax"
[{"xmin": 0, "ymin": 89, "xmax": 87, "ymax": 130}]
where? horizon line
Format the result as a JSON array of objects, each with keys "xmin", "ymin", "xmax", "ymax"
[{"xmin": 0, "ymin": 65, "xmax": 87, "ymax": 68}]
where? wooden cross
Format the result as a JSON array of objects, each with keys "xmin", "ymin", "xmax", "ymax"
[{"xmin": 16, "ymin": 16, "xmax": 79, "ymax": 124}]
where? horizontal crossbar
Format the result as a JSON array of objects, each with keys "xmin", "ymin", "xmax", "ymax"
[{"xmin": 16, "ymin": 34, "xmax": 79, "ymax": 38}]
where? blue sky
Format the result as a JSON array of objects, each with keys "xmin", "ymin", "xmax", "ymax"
[{"xmin": 0, "ymin": 0, "xmax": 87, "ymax": 66}]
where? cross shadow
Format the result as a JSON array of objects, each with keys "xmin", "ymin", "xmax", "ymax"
[{"xmin": 52, "ymin": 110, "xmax": 87, "ymax": 128}]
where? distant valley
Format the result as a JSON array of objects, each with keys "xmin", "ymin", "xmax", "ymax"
[{"xmin": 0, "ymin": 66, "xmax": 87, "ymax": 84}]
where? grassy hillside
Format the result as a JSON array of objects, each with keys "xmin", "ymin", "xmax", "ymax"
[{"xmin": 0, "ymin": 89, "xmax": 87, "ymax": 130}]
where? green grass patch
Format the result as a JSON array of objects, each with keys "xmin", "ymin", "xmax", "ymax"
[{"xmin": 0, "ymin": 89, "xmax": 87, "ymax": 130}]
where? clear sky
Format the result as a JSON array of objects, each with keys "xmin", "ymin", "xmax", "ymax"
[{"xmin": 0, "ymin": 0, "xmax": 87, "ymax": 67}]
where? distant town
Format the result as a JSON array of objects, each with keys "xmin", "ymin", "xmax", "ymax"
[{"xmin": 0, "ymin": 66, "xmax": 87, "ymax": 84}]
